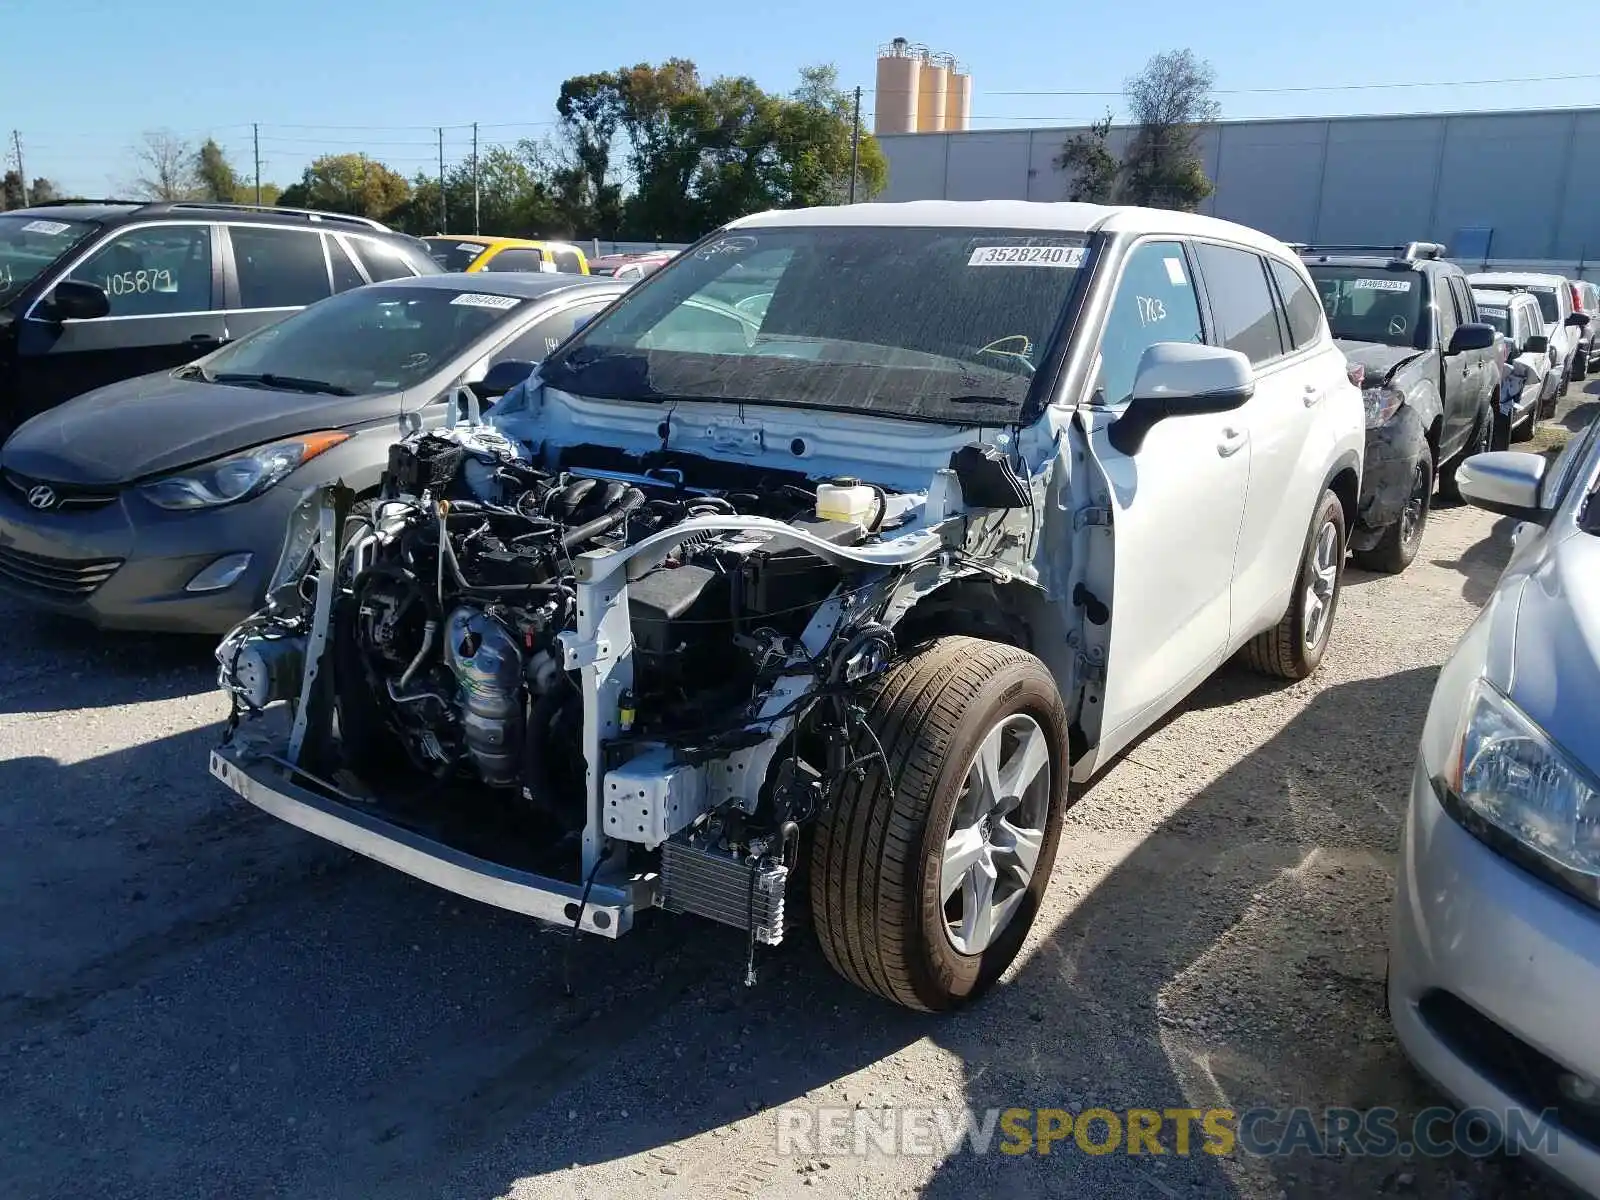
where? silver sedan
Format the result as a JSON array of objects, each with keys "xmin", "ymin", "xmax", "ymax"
[{"xmin": 1389, "ymin": 419, "xmax": 1600, "ymax": 1194}]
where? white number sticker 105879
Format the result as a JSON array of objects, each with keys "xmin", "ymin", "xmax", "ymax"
[{"xmin": 968, "ymin": 245, "xmax": 1086, "ymax": 268}]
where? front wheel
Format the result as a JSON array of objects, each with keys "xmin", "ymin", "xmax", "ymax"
[
  {"xmin": 810, "ymin": 636, "xmax": 1069, "ymax": 1012},
  {"xmin": 1353, "ymin": 445, "xmax": 1432, "ymax": 575},
  {"xmin": 1243, "ymin": 488, "xmax": 1346, "ymax": 680}
]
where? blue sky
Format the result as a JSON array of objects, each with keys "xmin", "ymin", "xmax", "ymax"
[{"xmin": 7, "ymin": 0, "xmax": 1600, "ymax": 196}]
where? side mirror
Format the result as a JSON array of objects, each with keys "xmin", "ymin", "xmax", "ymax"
[
  {"xmin": 475, "ymin": 359, "xmax": 538, "ymax": 400},
  {"xmin": 1448, "ymin": 323, "xmax": 1496, "ymax": 354},
  {"xmin": 1567, "ymin": 311, "xmax": 1592, "ymax": 329},
  {"xmin": 1109, "ymin": 342, "xmax": 1255, "ymax": 455},
  {"xmin": 45, "ymin": 279, "xmax": 111, "ymax": 322},
  {"xmin": 1456, "ymin": 450, "xmax": 1550, "ymax": 524},
  {"xmin": 1525, "ymin": 334, "xmax": 1550, "ymax": 355}
]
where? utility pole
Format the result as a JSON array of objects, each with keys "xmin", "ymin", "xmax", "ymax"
[
  {"xmin": 437, "ymin": 128, "xmax": 446, "ymax": 234},
  {"xmin": 10, "ymin": 131, "xmax": 28, "ymax": 207},
  {"xmin": 848, "ymin": 87, "xmax": 862, "ymax": 204},
  {"xmin": 252, "ymin": 123, "xmax": 261, "ymax": 205},
  {"xmin": 472, "ymin": 122, "xmax": 480, "ymax": 235}
]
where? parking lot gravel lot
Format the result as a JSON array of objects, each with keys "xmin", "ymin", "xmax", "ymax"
[{"xmin": 2, "ymin": 397, "xmax": 1594, "ymax": 1200}]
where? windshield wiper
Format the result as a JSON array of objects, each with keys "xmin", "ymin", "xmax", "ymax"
[
  {"xmin": 213, "ymin": 372, "xmax": 355, "ymax": 396},
  {"xmin": 173, "ymin": 363, "xmax": 213, "ymax": 382},
  {"xmin": 943, "ymin": 394, "xmax": 1015, "ymax": 406}
]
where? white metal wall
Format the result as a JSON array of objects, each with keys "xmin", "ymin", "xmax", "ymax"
[{"xmin": 877, "ymin": 108, "xmax": 1600, "ymax": 268}]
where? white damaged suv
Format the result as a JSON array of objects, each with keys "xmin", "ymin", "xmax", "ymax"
[{"xmin": 211, "ymin": 201, "xmax": 1364, "ymax": 1011}]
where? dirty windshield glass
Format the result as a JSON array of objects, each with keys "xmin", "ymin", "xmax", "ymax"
[
  {"xmin": 1478, "ymin": 283, "xmax": 1560, "ymax": 324},
  {"xmin": 1477, "ymin": 305, "xmax": 1509, "ymax": 335},
  {"xmin": 192, "ymin": 285, "xmax": 523, "ymax": 396},
  {"xmin": 0, "ymin": 214, "xmax": 96, "ymax": 303},
  {"xmin": 1305, "ymin": 266, "xmax": 1426, "ymax": 348},
  {"xmin": 539, "ymin": 226, "xmax": 1093, "ymax": 423}
]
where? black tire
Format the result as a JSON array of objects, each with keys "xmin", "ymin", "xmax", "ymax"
[
  {"xmin": 1353, "ymin": 444, "xmax": 1432, "ymax": 575},
  {"xmin": 810, "ymin": 636, "xmax": 1069, "ymax": 1012},
  {"xmin": 1438, "ymin": 405, "xmax": 1491, "ymax": 502},
  {"xmin": 1572, "ymin": 349, "xmax": 1589, "ymax": 382},
  {"xmin": 1243, "ymin": 488, "xmax": 1346, "ymax": 681}
]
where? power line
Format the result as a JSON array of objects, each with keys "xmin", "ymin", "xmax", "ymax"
[{"xmin": 977, "ymin": 70, "xmax": 1600, "ymax": 97}]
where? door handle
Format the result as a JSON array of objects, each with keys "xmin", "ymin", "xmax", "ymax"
[
  {"xmin": 186, "ymin": 333, "xmax": 222, "ymax": 349},
  {"xmin": 1217, "ymin": 427, "xmax": 1246, "ymax": 457}
]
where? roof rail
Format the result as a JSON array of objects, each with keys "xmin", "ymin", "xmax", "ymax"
[
  {"xmin": 1294, "ymin": 241, "xmax": 1448, "ymax": 263},
  {"xmin": 139, "ymin": 201, "xmax": 390, "ymax": 231},
  {"xmin": 21, "ymin": 198, "xmax": 144, "ymax": 208}
]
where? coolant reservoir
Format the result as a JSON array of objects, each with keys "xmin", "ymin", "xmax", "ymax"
[{"xmin": 816, "ymin": 478, "xmax": 876, "ymax": 525}]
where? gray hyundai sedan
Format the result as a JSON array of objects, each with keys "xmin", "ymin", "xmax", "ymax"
[{"xmin": 0, "ymin": 273, "xmax": 625, "ymax": 633}]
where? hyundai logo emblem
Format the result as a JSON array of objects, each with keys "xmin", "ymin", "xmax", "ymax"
[{"xmin": 25, "ymin": 485, "xmax": 58, "ymax": 511}]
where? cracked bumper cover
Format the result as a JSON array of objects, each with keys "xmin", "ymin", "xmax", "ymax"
[{"xmin": 1351, "ymin": 405, "xmax": 1427, "ymax": 548}]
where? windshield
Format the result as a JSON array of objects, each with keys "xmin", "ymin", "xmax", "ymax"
[
  {"xmin": 424, "ymin": 238, "xmax": 488, "ymax": 272},
  {"xmin": 1477, "ymin": 283, "xmax": 1560, "ymax": 324},
  {"xmin": 0, "ymin": 215, "xmax": 97, "ymax": 303},
  {"xmin": 1477, "ymin": 306, "xmax": 1509, "ymax": 335},
  {"xmin": 1306, "ymin": 265, "xmax": 1425, "ymax": 348},
  {"xmin": 539, "ymin": 226, "xmax": 1092, "ymax": 423},
  {"xmin": 193, "ymin": 285, "xmax": 524, "ymax": 396}
]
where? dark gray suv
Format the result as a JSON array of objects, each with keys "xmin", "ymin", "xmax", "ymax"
[
  {"xmin": 1299, "ymin": 242, "xmax": 1499, "ymax": 574},
  {"xmin": 0, "ymin": 200, "xmax": 440, "ymax": 438}
]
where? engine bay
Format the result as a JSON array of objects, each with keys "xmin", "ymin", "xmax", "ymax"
[{"xmin": 216, "ymin": 416, "xmax": 949, "ymax": 939}]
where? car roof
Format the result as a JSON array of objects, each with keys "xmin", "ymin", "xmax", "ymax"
[
  {"xmin": 373, "ymin": 273, "xmax": 621, "ymax": 299},
  {"xmin": 7, "ymin": 200, "xmax": 414, "ymax": 239},
  {"xmin": 1470, "ymin": 271, "xmax": 1568, "ymax": 287},
  {"xmin": 726, "ymin": 200, "xmax": 1304, "ymax": 259}
]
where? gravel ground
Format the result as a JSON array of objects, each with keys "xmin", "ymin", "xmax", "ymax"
[{"xmin": 1, "ymin": 394, "xmax": 1594, "ymax": 1200}]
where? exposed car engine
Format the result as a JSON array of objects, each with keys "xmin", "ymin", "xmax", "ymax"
[{"xmin": 215, "ymin": 413, "xmax": 969, "ymax": 962}]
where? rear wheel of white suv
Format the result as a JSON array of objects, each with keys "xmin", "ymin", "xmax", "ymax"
[
  {"xmin": 810, "ymin": 636, "xmax": 1069, "ymax": 1011},
  {"xmin": 1244, "ymin": 488, "xmax": 1346, "ymax": 680}
]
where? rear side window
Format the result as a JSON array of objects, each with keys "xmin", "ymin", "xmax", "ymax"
[
  {"xmin": 1195, "ymin": 243, "xmax": 1283, "ymax": 365},
  {"xmin": 327, "ymin": 236, "xmax": 365, "ymax": 293},
  {"xmin": 1268, "ymin": 259, "xmax": 1324, "ymax": 349},
  {"xmin": 231, "ymin": 227, "xmax": 330, "ymax": 309},
  {"xmin": 351, "ymin": 238, "xmax": 417, "ymax": 282},
  {"xmin": 485, "ymin": 248, "xmax": 546, "ymax": 273},
  {"xmin": 552, "ymin": 248, "xmax": 584, "ymax": 274}
]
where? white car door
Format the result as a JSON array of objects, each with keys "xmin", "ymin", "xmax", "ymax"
[
  {"xmin": 1076, "ymin": 239, "xmax": 1252, "ymax": 765},
  {"xmin": 1213, "ymin": 248, "xmax": 1341, "ymax": 642}
]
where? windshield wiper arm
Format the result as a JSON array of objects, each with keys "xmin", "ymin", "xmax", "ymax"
[
  {"xmin": 942, "ymin": 394, "xmax": 1014, "ymax": 405},
  {"xmin": 213, "ymin": 372, "xmax": 355, "ymax": 396}
]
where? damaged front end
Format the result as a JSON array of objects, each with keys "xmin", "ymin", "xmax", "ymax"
[{"xmin": 210, "ymin": 403, "xmax": 1052, "ymax": 968}]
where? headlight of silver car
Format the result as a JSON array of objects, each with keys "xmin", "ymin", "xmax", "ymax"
[
  {"xmin": 138, "ymin": 432, "xmax": 349, "ymax": 511},
  {"xmin": 1361, "ymin": 384, "xmax": 1404, "ymax": 428},
  {"xmin": 1440, "ymin": 680, "xmax": 1600, "ymax": 896}
]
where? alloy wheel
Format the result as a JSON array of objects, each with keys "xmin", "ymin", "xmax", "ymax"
[
  {"xmin": 1303, "ymin": 520, "xmax": 1340, "ymax": 650},
  {"xmin": 942, "ymin": 713, "xmax": 1052, "ymax": 956}
]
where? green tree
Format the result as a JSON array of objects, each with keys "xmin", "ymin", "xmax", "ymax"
[
  {"xmin": 1055, "ymin": 111, "xmax": 1119, "ymax": 202},
  {"xmin": 193, "ymin": 138, "xmax": 241, "ymax": 202},
  {"xmin": 1119, "ymin": 49, "xmax": 1218, "ymax": 211},
  {"xmin": 282, "ymin": 154, "xmax": 410, "ymax": 220}
]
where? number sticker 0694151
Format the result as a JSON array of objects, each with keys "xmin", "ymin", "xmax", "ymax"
[{"xmin": 967, "ymin": 245, "xmax": 1086, "ymax": 268}]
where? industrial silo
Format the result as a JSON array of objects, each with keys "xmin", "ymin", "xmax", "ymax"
[
  {"xmin": 944, "ymin": 62, "xmax": 972, "ymax": 132},
  {"xmin": 874, "ymin": 39, "xmax": 921, "ymax": 135},
  {"xmin": 917, "ymin": 51, "xmax": 951, "ymax": 133}
]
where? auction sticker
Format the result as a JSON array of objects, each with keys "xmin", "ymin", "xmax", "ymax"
[
  {"xmin": 1352, "ymin": 278, "xmax": 1412, "ymax": 292},
  {"xmin": 20, "ymin": 220, "xmax": 72, "ymax": 236},
  {"xmin": 968, "ymin": 245, "xmax": 1086, "ymax": 268},
  {"xmin": 450, "ymin": 292, "xmax": 521, "ymax": 310}
]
